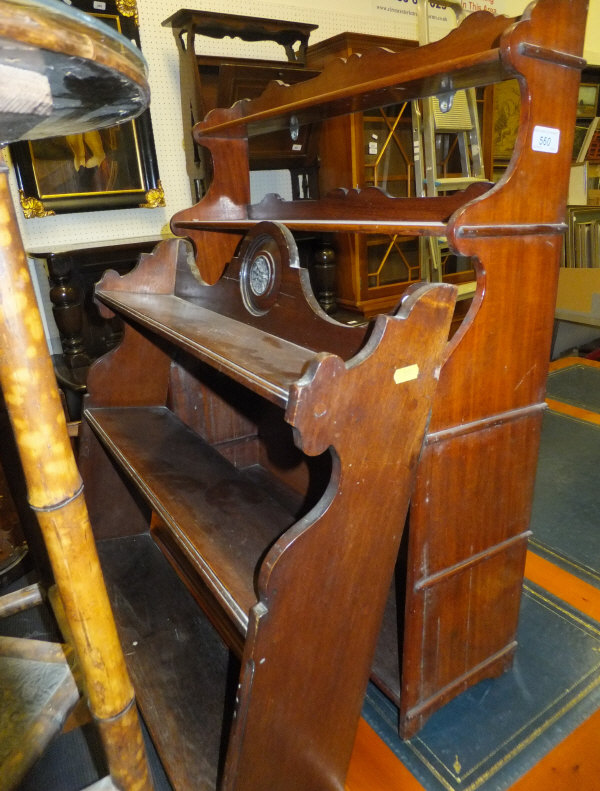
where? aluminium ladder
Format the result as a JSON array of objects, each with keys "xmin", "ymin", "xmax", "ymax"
[{"xmin": 412, "ymin": 0, "xmax": 486, "ymax": 286}]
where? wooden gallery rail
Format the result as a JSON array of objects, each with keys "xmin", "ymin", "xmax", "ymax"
[{"xmin": 77, "ymin": 0, "xmax": 588, "ymax": 787}]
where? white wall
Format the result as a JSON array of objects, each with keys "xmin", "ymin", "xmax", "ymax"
[
  {"xmin": 501, "ymin": 0, "xmax": 600, "ymax": 63},
  {"xmin": 7, "ymin": 0, "xmax": 598, "ymax": 253}
]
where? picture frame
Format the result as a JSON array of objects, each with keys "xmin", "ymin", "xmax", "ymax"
[
  {"xmin": 575, "ymin": 117, "xmax": 600, "ymax": 163},
  {"xmin": 576, "ymin": 83, "xmax": 599, "ymax": 119},
  {"xmin": 573, "ymin": 125, "xmax": 589, "ymax": 161},
  {"xmin": 8, "ymin": 0, "xmax": 164, "ymax": 217},
  {"xmin": 490, "ymin": 79, "xmax": 521, "ymax": 163},
  {"xmin": 566, "ymin": 206, "xmax": 600, "ymax": 268}
]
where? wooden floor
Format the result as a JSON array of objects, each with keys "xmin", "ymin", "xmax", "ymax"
[{"xmin": 346, "ymin": 357, "xmax": 600, "ymax": 791}]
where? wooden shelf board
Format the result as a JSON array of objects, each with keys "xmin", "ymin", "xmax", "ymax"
[
  {"xmin": 95, "ymin": 291, "xmax": 316, "ymax": 408},
  {"xmin": 197, "ymin": 51, "xmax": 505, "ymax": 139},
  {"xmin": 171, "ymin": 218, "xmax": 447, "ymax": 235},
  {"xmin": 97, "ymin": 533, "xmax": 236, "ymax": 791},
  {"xmin": 86, "ymin": 406, "xmax": 296, "ymax": 636}
]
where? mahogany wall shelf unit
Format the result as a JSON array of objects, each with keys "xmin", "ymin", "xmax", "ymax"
[
  {"xmin": 78, "ymin": 232, "xmax": 456, "ymax": 789},
  {"xmin": 78, "ymin": 0, "xmax": 588, "ymax": 781},
  {"xmin": 165, "ymin": 0, "xmax": 587, "ymax": 739}
]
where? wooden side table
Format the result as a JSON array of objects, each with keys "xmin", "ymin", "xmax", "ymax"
[
  {"xmin": 28, "ymin": 237, "xmax": 161, "ymax": 418},
  {"xmin": 163, "ymin": 10, "xmax": 319, "ymax": 202}
]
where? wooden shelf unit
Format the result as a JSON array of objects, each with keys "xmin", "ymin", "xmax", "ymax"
[
  {"xmin": 80, "ymin": 231, "xmax": 456, "ymax": 789},
  {"xmin": 79, "ymin": 0, "xmax": 588, "ymax": 784},
  {"xmin": 162, "ymin": 10, "xmax": 320, "ymax": 202},
  {"xmin": 165, "ymin": 0, "xmax": 587, "ymax": 740}
]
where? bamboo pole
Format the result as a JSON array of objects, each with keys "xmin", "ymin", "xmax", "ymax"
[{"xmin": 0, "ymin": 154, "xmax": 153, "ymax": 791}]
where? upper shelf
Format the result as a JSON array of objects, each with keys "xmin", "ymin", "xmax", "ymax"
[
  {"xmin": 194, "ymin": 10, "xmax": 516, "ymax": 140},
  {"xmin": 169, "ymin": 185, "xmax": 489, "ymax": 236},
  {"xmin": 169, "ymin": 217, "xmax": 447, "ymax": 236},
  {"xmin": 95, "ymin": 289, "xmax": 318, "ymax": 408},
  {"xmin": 168, "ymin": 0, "xmax": 589, "ymax": 286},
  {"xmin": 193, "ymin": 0, "xmax": 586, "ymax": 142}
]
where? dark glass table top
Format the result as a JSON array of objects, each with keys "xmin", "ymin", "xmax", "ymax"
[{"xmin": 0, "ymin": 0, "xmax": 149, "ymax": 144}]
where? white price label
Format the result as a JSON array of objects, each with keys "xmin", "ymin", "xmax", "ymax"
[{"xmin": 532, "ymin": 125, "xmax": 560, "ymax": 154}]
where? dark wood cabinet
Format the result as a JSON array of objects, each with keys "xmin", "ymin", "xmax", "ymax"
[
  {"xmin": 307, "ymin": 33, "xmax": 420, "ymax": 317},
  {"xmin": 28, "ymin": 237, "xmax": 160, "ymax": 417}
]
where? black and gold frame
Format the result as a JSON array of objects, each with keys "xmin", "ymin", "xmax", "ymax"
[{"xmin": 9, "ymin": 0, "xmax": 164, "ymax": 217}]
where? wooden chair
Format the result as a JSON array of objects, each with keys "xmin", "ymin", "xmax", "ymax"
[{"xmin": 0, "ymin": 1, "xmax": 155, "ymax": 787}]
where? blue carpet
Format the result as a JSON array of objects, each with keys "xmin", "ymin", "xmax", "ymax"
[
  {"xmin": 529, "ymin": 409, "xmax": 600, "ymax": 588},
  {"xmin": 363, "ymin": 583, "xmax": 600, "ymax": 791},
  {"xmin": 546, "ymin": 362, "xmax": 600, "ymax": 412}
]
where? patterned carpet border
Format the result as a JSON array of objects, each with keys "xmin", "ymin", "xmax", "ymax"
[{"xmin": 363, "ymin": 583, "xmax": 600, "ymax": 791}]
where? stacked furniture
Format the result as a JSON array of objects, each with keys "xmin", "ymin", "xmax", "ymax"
[
  {"xmin": 78, "ymin": 0, "xmax": 588, "ymax": 786},
  {"xmin": 162, "ymin": 10, "xmax": 319, "ymax": 202},
  {"xmin": 165, "ymin": 0, "xmax": 588, "ymax": 739}
]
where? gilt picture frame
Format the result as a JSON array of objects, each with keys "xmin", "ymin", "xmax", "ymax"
[
  {"xmin": 8, "ymin": 0, "xmax": 164, "ymax": 217},
  {"xmin": 576, "ymin": 83, "xmax": 600, "ymax": 119},
  {"xmin": 491, "ymin": 78, "xmax": 521, "ymax": 163}
]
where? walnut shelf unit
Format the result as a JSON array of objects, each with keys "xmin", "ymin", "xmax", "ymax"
[{"xmin": 79, "ymin": 0, "xmax": 588, "ymax": 785}]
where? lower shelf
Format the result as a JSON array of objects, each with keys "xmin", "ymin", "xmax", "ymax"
[
  {"xmin": 97, "ymin": 533, "xmax": 238, "ymax": 791},
  {"xmin": 86, "ymin": 406, "xmax": 297, "ymax": 637}
]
